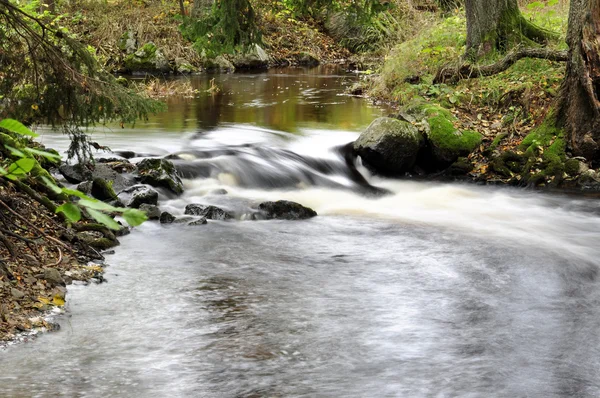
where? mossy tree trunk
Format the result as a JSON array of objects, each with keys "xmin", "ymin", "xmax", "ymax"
[
  {"xmin": 465, "ymin": 0, "xmax": 552, "ymax": 58},
  {"xmin": 556, "ymin": 0, "xmax": 600, "ymax": 161}
]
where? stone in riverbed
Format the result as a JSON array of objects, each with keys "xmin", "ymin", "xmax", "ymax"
[
  {"xmin": 11, "ymin": 288, "xmax": 25, "ymax": 299},
  {"xmin": 353, "ymin": 117, "xmax": 424, "ymax": 176},
  {"xmin": 139, "ymin": 204, "xmax": 161, "ymax": 220},
  {"xmin": 257, "ymin": 200, "xmax": 317, "ymax": 220},
  {"xmin": 184, "ymin": 204, "xmax": 233, "ymax": 220},
  {"xmin": 60, "ymin": 163, "xmax": 134, "ymax": 192},
  {"xmin": 136, "ymin": 158, "xmax": 184, "ymax": 195},
  {"xmin": 159, "ymin": 211, "xmax": 176, "ymax": 224},
  {"xmin": 117, "ymin": 185, "xmax": 159, "ymax": 209},
  {"xmin": 188, "ymin": 217, "xmax": 208, "ymax": 226},
  {"xmin": 91, "ymin": 178, "xmax": 119, "ymax": 202}
]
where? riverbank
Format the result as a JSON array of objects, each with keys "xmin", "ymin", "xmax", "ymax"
[
  {"xmin": 0, "ymin": 181, "xmax": 106, "ymax": 344},
  {"xmin": 352, "ymin": 2, "xmax": 600, "ymax": 192},
  {"xmin": 61, "ymin": 0, "xmax": 352, "ymax": 75}
]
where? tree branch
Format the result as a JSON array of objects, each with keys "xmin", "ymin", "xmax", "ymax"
[{"xmin": 434, "ymin": 48, "xmax": 568, "ymax": 84}]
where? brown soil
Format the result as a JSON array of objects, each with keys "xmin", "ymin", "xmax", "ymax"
[{"xmin": 0, "ymin": 182, "xmax": 105, "ymax": 344}]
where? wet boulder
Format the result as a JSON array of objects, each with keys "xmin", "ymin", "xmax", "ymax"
[
  {"xmin": 117, "ymin": 185, "xmax": 159, "ymax": 208},
  {"xmin": 91, "ymin": 178, "xmax": 119, "ymax": 202},
  {"xmin": 184, "ymin": 204, "xmax": 233, "ymax": 220},
  {"xmin": 136, "ymin": 158, "xmax": 184, "ymax": 195},
  {"xmin": 139, "ymin": 204, "xmax": 161, "ymax": 220},
  {"xmin": 60, "ymin": 162, "xmax": 134, "ymax": 192},
  {"xmin": 159, "ymin": 211, "xmax": 176, "ymax": 224},
  {"xmin": 353, "ymin": 117, "xmax": 424, "ymax": 175},
  {"xmin": 257, "ymin": 200, "xmax": 317, "ymax": 220},
  {"xmin": 188, "ymin": 218, "xmax": 208, "ymax": 226}
]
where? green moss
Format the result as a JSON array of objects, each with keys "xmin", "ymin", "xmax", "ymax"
[
  {"xmin": 564, "ymin": 158, "xmax": 580, "ymax": 176},
  {"xmin": 519, "ymin": 115, "xmax": 566, "ymax": 182},
  {"xmin": 416, "ymin": 105, "xmax": 482, "ymax": 161},
  {"xmin": 124, "ymin": 42, "xmax": 161, "ymax": 71}
]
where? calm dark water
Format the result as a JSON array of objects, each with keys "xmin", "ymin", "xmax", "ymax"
[{"xmin": 2, "ymin": 67, "xmax": 600, "ymax": 398}]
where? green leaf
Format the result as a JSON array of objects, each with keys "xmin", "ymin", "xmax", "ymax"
[
  {"xmin": 86, "ymin": 208, "xmax": 121, "ymax": 230},
  {"xmin": 62, "ymin": 187, "xmax": 89, "ymax": 199},
  {"xmin": 78, "ymin": 198, "xmax": 121, "ymax": 212},
  {"xmin": 122, "ymin": 209, "xmax": 147, "ymax": 227},
  {"xmin": 56, "ymin": 203, "xmax": 81, "ymax": 222},
  {"xmin": 0, "ymin": 166, "xmax": 8, "ymax": 175},
  {"xmin": 5, "ymin": 145, "xmax": 25, "ymax": 158},
  {"xmin": 23, "ymin": 147, "xmax": 62, "ymax": 160},
  {"xmin": 7, "ymin": 158, "xmax": 35, "ymax": 175},
  {"xmin": 41, "ymin": 176, "xmax": 63, "ymax": 194},
  {"xmin": 0, "ymin": 119, "xmax": 39, "ymax": 137}
]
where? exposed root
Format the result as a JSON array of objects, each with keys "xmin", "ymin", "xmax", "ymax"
[{"xmin": 435, "ymin": 48, "xmax": 568, "ymax": 84}]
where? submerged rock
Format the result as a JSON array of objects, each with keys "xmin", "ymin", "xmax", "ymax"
[
  {"xmin": 184, "ymin": 204, "xmax": 233, "ymax": 220},
  {"xmin": 257, "ymin": 200, "xmax": 317, "ymax": 220},
  {"xmin": 117, "ymin": 185, "xmax": 159, "ymax": 208},
  {"xmin": 136, "ymin": 158, "xmax": 184, "ymax": 195},
  {"xmin": 354, "ymin": 117, "xmax": 424, "ymax": 175},
  {"xmin": 188, "ymin": 217, "xmax": 208, "ymax": 226}
]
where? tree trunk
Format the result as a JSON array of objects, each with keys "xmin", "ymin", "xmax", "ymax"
[
  {"xmin": 465, "ymin": 0, "xmax": 552, "ymax": 58},
  {"xmin": 556, "ymin": 0, "xmax": 600, "ymax": 161}
]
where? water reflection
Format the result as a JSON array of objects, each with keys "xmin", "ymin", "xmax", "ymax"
[{"xmin": 151, "ymin": 66, "xmax": 385, "ymax": 133}]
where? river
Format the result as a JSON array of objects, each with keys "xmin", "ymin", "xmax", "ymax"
[{"xmin": 2, "ymin": 67, "xmax": 600, "ymax": 397}]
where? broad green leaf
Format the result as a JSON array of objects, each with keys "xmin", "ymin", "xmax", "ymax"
[
  {"xmin": 41, "ymin": 176, "xmax": 63, "ymax": 194},
  {"xmin": 62, "ymin": 187, "xmax": 89, "ymax": 199},
  {"xmin": 0, "ymin": 119, "xmax": 39, "ymax": 137},
  {"xmin": 7, "ymin": 158, "xmax": 35, "ymax": 175},
  {"xmin": 23, "ymin": 147, "xmax": 62, "ymax": 160},
  {"xmin": 78, "ymin": 198, "xmax": 120, "ymax": 212},
  {"xmin": 86, "ymin": 208, "xmax": 121, "ymax": 230},
  {"xmin": 122, "ymin": 208, "xmax": 147, "ymax": 227},
  {"xmin": 56, "ymin": 203, "xmax": 81, "ymax": 222},
  {"xmin": 5, "ymin": 145, "xmax": 25, "ymax": 158}
]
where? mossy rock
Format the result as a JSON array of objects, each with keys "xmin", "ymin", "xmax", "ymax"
[
  {"xmin": 91, "ymin": 178, "xmax": 118, "ymax": 202},
  {"xmin": 446, "ymin": 157, "xmax": 474, "ymax": 176},
  {"xmin": 519, "ymin": 116, "xmax": 566, "ymax": 184},
  {"xmin": 136, "ymin": 158, "xmax": 184, "ymax": 195},
  {"xmin": 354, "ymin": 117, "xmax": 424, "ymax": 175},
  {"xmin": 417, "ymin": 104, "xmax": 482, "ymax": 166},
  {"xmin": 124, "ymin": 42, "xmax": 170, "ymax": 73},
  {"xmin": 119, "ymin": 31, "xmax": 137, "ymax": 54}
]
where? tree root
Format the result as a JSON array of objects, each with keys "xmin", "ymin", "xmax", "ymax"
[{"xmin": 435, "ymin": 48, "xmax": 568, "ymax": 84}]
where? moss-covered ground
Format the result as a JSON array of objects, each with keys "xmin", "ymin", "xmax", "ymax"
[{"xmin": 366, "ymin": 0, "xmax": 584, "ymax": 188}]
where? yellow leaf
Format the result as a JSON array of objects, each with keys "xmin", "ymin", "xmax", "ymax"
[
  {"xmin": 52, "ymin": 295, "xmax": 65, "ymax": 307},
  {"xmin": 38, "ymin": 297, "xmax": 51, "ymax": 305},
  {"xmin": 31, "ymin": 104, "xmax": 39, "ymax": 110}
]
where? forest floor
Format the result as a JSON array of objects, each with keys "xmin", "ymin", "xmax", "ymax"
[
  {"xmin": 0, "ymin": 183, "xmax": 107, "ymax": 345},
  {"xmin": 62, "ymin": 0, "xmax": 351, "ymax": 74}
]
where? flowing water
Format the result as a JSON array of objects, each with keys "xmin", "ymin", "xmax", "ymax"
[{"xmin": 2, "ymin": 68, "xmax": 600, "ymax": 397}]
